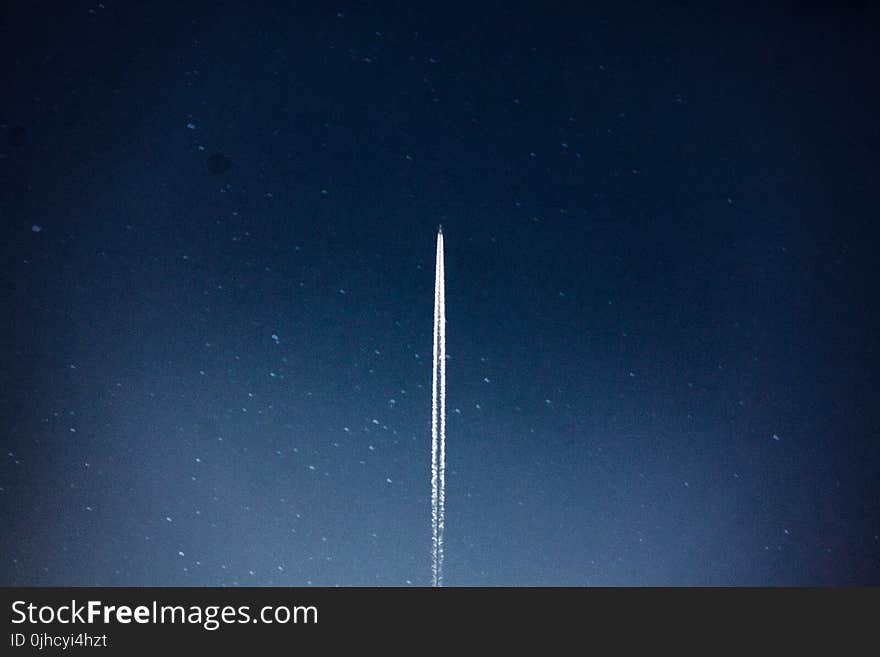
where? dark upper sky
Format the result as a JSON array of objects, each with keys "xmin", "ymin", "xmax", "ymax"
[{"xmin": 1, "ymin": 1, "xmax": 878, "ymax": 585}]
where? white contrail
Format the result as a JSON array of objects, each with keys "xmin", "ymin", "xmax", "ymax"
[
  {"xmin": 431, "ymin": 226, "xmax": 446, "ymax": 586},
  {"xmin": 438, "ymin": 227, "xmax": 446, "ymax": 585}
]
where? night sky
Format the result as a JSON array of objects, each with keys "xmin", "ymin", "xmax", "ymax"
[{"xmin": 2, "ymin": 2, "xmax": 878, "ymax": 586}]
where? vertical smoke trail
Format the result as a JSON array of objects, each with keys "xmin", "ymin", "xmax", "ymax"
[
  {"xmin": 431, "ymin": 226, "xmax": 446, "ymax": 586},
  {"xmin": 437, "ymin": 227, "xmax": 446, "ymax": 586},
  {"xmin": 430, "ymin": 235, "xmax": 439, "ymax": 586}
]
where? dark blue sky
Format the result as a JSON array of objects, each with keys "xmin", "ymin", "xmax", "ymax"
[{"xmin": 2, "ymin": 1, "xmax": 878, "ymax": 585}]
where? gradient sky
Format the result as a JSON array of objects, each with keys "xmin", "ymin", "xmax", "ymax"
[{"xmin": 2, "ymin": 1, "xmax": 878, "ymax": 586}]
